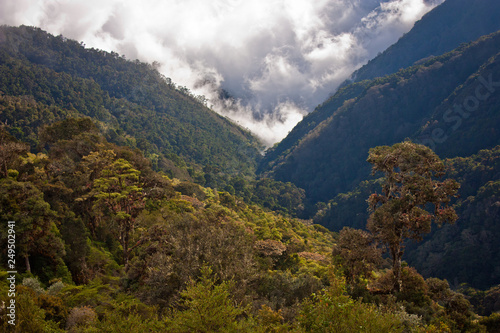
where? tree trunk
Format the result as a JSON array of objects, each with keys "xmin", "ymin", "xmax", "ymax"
[
  {"xmin": 25, "ymin": 254, "xmax": 31, "ymax": 273},
  {"xmin": 122, "ymin": 224, "xmax": 130, "ymax": 270},
  {"xmin": 391, "ymin": 245, "xmax": 403, "ymax": 293}
]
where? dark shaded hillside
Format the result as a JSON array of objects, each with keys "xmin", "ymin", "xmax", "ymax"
[
  {"xmin": 262, "ymin": 31, "xmax": 500, "ymax": 204},
  {"xmin": 416, "ymin": 53, "xmax": 500, "ymax": 158},
  {"xmin": 258, "ymin": 81, "xmax": 370, "ymax": 174},
  {"xmin": 313, "ymin": 146, "xmax": 500, "ymax": 289},
  {"xmin": 0, "ymin": 25, "xmax": 262, "ymax": 179},
  {"xmin": 406, "ymin": 147, "xmax": 500, "ymax": 289},
  {"xmin": 348, "ymin": 0, "xmax": 500, "ymax": 83}
]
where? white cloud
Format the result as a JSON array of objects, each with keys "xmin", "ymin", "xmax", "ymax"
[{"xmin": 0, "ymin": 0, "xmax": 442, "ymax": 146}]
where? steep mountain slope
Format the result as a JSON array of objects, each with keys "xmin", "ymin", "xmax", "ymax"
[
  {"xmin": 415, "ymin": 54, "xmax": 500, "ymax": 158},
  {"xmin": 261, "ymin": 0, "xmax": 500, "ymax": 176},
  {"xmin": 348, "ymin": 0, "xmax": 500, "ymax": 83},
  {"xmin": 0, "ymin": 25, "xmax": 262, "ymax": 179},
  {"xmin": 262, "ymin": 31, "xmax": 500, "ymax": 204}
]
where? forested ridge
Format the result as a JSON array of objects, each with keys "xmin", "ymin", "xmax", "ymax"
[
  {"xmin": 346, "ymin": 0, "xmax": 500, "ymax": 84},
  {"xmin": 0, "ymin": 25, "xmax": 262, "ymax": 181},
  {"xmin": 0, "ymin": 20, "xmax": 500, "ymax": 332},
  {"xmin": 262, "ymin": 0, "xmax": 500, "ymax": 183},
  {"xmin": 255, "ymin": 0, "xmax": 500, "ymax": 326}
]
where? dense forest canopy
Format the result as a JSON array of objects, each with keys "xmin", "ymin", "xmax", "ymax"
[{"xmin": 1, "ymin": 115, "xmax": 498, "ymax": 332}]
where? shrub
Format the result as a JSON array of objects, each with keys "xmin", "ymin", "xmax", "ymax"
[
  {"xmin": 168, "ymin": 265, "xmax": 249, "ymax": 333},
  {"xmin": 22, "ymin": 277, "xmax": 45, "ymax": 294},
  {"xmin": 66, "ymin": 306, "xmax": 97, "ymax": 331},
  {"xmin": 47, "ymin": 281, "xmax": 65, "ymax": 296}
]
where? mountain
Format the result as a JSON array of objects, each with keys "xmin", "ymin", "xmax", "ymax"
[
  {"xmin": 260, "ymin": 0, "xmax": 500, "ymax": 185},
  {"xmin": 260, "ymin": 24, "xmax": 500, "ymax": 289},
  {"xmin": 0, "ymin": 25, "xmax": 262, "ymax": 182},
  {"xmin": 347, "ymin": 0, "xmax": 500, "ymax": 83},
  {"xmin": 261, "ymin": 31, "xmax": 500, "ymax": 205},
  {"xmin": 0, "ymin": 89, "xmax": 495, "ymax": 333}
]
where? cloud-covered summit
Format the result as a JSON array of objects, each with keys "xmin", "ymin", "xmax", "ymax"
[{"xmin": 0, "ymin": 0, "xmax": 442, "ymax": 145}]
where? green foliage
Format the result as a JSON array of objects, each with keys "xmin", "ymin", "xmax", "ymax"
[
  {"xmin": 332, "ymin": 227, "xmax": 382, "ymax": 285},
  {"xmin": 128, "ymin": 208, "xmax": 258, "ymax": 307},
  {"xmin": 80, "ymin": 310, "xmax": 167, "ymax": 333},
  {"xmin": 0, "ymin": 115, "xmax": 336, "ymax": 330},
  {"xmin": 66, "ymin": 306, "xmax": 97, "ymax": 332},
  {"xmin": 0, "ymin": 22, "xmax": 496, "ymax": 332},
  {"xmin": 250, "ymin": 178, "xmax": 306, "ymax": 216},
  {"xmin": 83, "ymin": 154, "xmax": 144, "ymax": 266},
  {"xmin": 47, "ymin": 281, "xmax": 65, "ymax": 296},
  {"xmin": 0, "ymin": 285, "xmax": 65, "ymax": 332},
  {"xmin": 297, "ymin": 269, "xmax": 404, "ymax": 332},
  {"xmin": 478, "ymin": 313, "xmax": 500, "ymax": 333},
  {"xmin": 22, "ymin": 277, "xmax": 45, "ymax": 294},
  {"xmin": 406, "ymin": 149, "xmax": 500, "ymax": 289},
  {"xmin": 310, "ymin": 145, "xmax": 500, "ymax": 290},
  {"xmin": 257, "ymin": 269, "xmax": 324, "ymax": 309},
  {"xmin": 313, "ymin": 179, "xmax": 382, "ymax": 231},
  {"xmin": 40, "ymin": 118, "xmax": 98, "ymax": 147},
  {"xmin": 0, "ymin": 178, "xmax": 66, "ymax": 274},
  {"xmin": 168, "ymin": 265, "xmax": 249, "ymax": 333},
  {"xmin": 174, "ymin": 181, "xmax": 207, "ymax": 200}
]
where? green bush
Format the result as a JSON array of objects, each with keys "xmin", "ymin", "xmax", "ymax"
[{"xmin": 298, "ymin": 270, "xmax": 404, "ymax": 333}]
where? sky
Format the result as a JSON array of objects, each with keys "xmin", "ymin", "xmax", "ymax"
[{"xmin": 0, "ymin": 0, "xmax": 443, "ymax": 146}]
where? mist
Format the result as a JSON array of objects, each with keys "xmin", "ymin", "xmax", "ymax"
[{"xmin": 0, "ymin": 0, "xmax": 443, "ymax": 146}]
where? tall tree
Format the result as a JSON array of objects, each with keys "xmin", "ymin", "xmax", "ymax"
[{"xmin": 366, "ymin": 141, "xmax": 459, "ymax": 293}]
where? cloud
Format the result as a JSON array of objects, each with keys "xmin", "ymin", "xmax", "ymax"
[{"xmin": 0, "ymin": 0, "xmax": 442, "ymax": 146}]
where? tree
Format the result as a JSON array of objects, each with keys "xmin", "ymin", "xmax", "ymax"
[
  {"xmin": 298, "ymin": 268, "xmax": 404, "ymax": 332},
  {"xmin": 366, "ymin": 141, "xmax": 459, "ymax": 293},
  {"xmin": 0, "ymin": 126, "xmax": 29, "ymax": 178},
  {"xmin": 0, "ymin": 178, "xmax": 65, "ymax": 273},
  {"xmin": 79, "ymin": 150, "xmax": 144, "ymax": 268}
]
